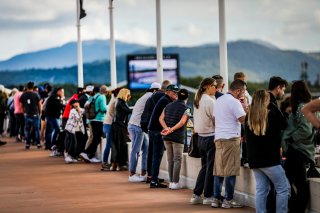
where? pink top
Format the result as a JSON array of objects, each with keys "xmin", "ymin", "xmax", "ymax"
[{"xmin": 14, "ymin": 91, "xmax": 23, "ymax": 114}]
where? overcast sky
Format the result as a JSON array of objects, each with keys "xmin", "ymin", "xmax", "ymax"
[{"xmin": 0, "ymin": 0, "xmax": 319, "ymax": 60}]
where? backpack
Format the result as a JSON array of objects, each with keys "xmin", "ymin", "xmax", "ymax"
[{"xmin": 85, "ymin": 95, "xmax": 99, "ymax": 119}]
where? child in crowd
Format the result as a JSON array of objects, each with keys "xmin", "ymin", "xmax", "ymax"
[{"xmin": 64, "ymin": 99, "xmax": 85, "ymax": 163}]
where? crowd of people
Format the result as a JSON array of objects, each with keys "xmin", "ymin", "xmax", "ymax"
[{"xmin": 0, "ymin": 72, "xmax": 320, "ymax": 213}]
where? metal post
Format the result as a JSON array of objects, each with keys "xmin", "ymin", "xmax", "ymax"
[
  {"xmin": 156, "ymin": 0, "xmax": 163, "ymax": 83},
  {"xmin": 218, "ymin": 0, "xmax": 228, "ymax": 92},
  {"xmin": 109, "ymin": 0, "xmax": 117, "ymax": 89},
  {"xmin": 76, "ymin": 0, "xmax": 84, "ymax": 88}
]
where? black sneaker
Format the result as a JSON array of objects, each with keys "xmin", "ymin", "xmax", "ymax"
[
  {"xmin": 0, "ymin": 141, "xmax": 7, "ymax": 146},
  {"xmin": 146, "ymin": 177, "xmax": 165, "ymax": 184},
  {"xmin": 150, "ymin": 181, "xmax": 167, "ymax": 188},
  {"xmin": 25, "ymin": 145, "xmax": 30, "ymax": 149},
  {"xmin": 37, "ymin": 144, "xmax": 42, "ymax": 149},
  {"xmin": 158, "ymin": 178, "xmax": 165, "ymax": 183}
]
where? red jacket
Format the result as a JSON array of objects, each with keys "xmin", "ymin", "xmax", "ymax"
[{"xmin": 62, "ymin": 94, "xmax": 78, "ymax": 118}]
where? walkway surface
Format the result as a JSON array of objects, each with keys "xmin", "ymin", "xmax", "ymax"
[{"xmin": 0, "ymin": 137, "xmax": 255, "ymax": 213}]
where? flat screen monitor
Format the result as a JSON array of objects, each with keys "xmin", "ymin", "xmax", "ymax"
[{"xmin": 127, "ymin": 54, "xmax": 179, "ymax": 90}]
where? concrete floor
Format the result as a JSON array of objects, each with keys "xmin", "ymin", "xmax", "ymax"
[{"xmin": 0, "ymin": 137, "xmax": 255, "ymax": 213}]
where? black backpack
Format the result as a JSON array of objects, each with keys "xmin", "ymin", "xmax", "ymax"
[{"xmin": 85, "ymin": 95, "xmax": 99, "ymax": 119}]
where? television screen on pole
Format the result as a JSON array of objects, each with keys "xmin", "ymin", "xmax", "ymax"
[{"xmin": 127, "ymin": 54, "xmax": 179, "ymax": 90}]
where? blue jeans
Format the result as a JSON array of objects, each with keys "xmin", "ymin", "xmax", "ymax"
[
  {"xmin": 128, "ymin": 124, "xmax": 149, "ymax": 173},
  {"xmin": 25, "ymin": 115, "xmax": 40, "ymax": 146},
  {"xmin": 149, "ymin": 130, "xmax": 165, "ymax": 182},
  {"xmin": 214, "ymin": 176, "xmax": 236, "ymax": 200},
  {"xmin": 253, "ymin": 165, "xmax": 290, "ymax": 213},
  {"xmin": 102, "ymin": 124, "xmax": 112, "ymax": 163},
  {"xmin": 45, "ymin": 116, "xmax": 60, "ymax": 149}
]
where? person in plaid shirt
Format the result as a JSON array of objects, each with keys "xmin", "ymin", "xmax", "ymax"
[{"xmin": 64, "ymin": 99, "xmax": 85, "ymax": 163}]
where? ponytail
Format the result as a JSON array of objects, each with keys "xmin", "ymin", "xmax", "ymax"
[{"xmin": 193, "ymin": 78, "xmax": 215, "ymax": 109}]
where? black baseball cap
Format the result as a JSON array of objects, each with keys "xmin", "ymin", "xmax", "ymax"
[
  {"xmin": 166, "ymin": 84, "xmax": 179, "ymax": 92},
  {"xmin": 178, "ymin": 89, "xmax": 189, "ymax": 100}
]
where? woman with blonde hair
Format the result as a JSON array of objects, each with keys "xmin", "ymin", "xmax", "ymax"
[
  {"xmin": 245, "ymin": 90, "xmax": 289, "ymax": 213},
  {"xmin": 110, "ymin": 88, "xmax": 132, "ymax": 171}
]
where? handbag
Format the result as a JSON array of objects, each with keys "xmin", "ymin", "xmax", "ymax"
[
  {"xmin": 307, "ymin": 164, "xmax": 320, "ymax": 178},
  {"xmin": 188, "ymin": 132, "xmax": 200, "ymax": 158}
]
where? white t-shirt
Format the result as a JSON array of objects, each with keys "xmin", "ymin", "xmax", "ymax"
[
  {"xmin": 128, "ymin": 92, "xmax": 153, "ymax": 127},
  {"xmin": 214, "ymin": 93, "xmax": 246, "ymax": 140}
]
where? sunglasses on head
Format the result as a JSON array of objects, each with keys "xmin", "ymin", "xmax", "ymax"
[
  {"xmin": 212, "ymin": 75, "xmax": 223, "ymax": 80},
  {"xmin": 211, "ymin": 84, "xmax": 218, "ymax": 89}
]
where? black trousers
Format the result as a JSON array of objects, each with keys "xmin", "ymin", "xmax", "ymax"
[
  {"xmin": 85, "ymin": 121, "xmax": 103, "ymax": 159},
  {"xmin": 15, "ymin": 113, "xmax": 25, "ymax": 137},
  {"xmin": 147, "ymin": 131, "xmax": 154, "ymax": 176},
  {"xmin": 285, "ymin": 146, "xmax": 310, "ymax": 213},
  {"xmin": 111, "ymin": 123, "xmax": 128, "ymax": 166},
  {"xmin": 65, "ymin": 131, "xmax": 78, "ymax": 158},
  {"xmin": 9, "ymin": 109, "xmax": 16, "ymax": 137},
  {"xmin": 64, "ymin": 131, "xmax": 87, "ymax": 158},
  {"xmin": 0, "ymin": 114, "xmax": 4, "ymax": 134},
  {"xmin": 193, "ymin": 135, "xmax": 215, "ymax": 198}
]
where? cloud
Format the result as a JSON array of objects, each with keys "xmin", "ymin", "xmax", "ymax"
[
  {"xmin": 0, "ymin": 0, "xmax": 320, "ymax": 60},
  {"xmin": 172, "ymin": 23, "xmax": 203, "ymax": 36},
  {"xmin": 186, "ymin": 24, "xmax": 203, "ymax": 36},
  {"xmin": 115, "ymin": 28, "xmax": 154, "ymax": 45},
  {"xmin": 315, "ymin": 9, "xmax": 320, "ymax": 24}
]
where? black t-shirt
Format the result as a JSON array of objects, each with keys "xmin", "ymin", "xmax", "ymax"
[{"xmin": 20, "ymin": 91, "xmax": 40, "ymax": 115}]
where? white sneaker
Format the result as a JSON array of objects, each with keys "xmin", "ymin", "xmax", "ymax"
[
  {"xmin": 89, "ymin": 157, "xmax": 101, "ymax": 163},
  {"xmin": 190, "ymin": 194, "xmax": 203, "ymax": 204},
  {"xmin": 171, "ymin": 182, "xmax": 181, "ymax": 190},
  {"xmin": 203, "ymin": 197, "xmax": 215, "ymax": 205},
  {"xmin": 221, "ymin": 199, "xmax": 243, "ymax": 208},
  {"xmin": 128, "ymin": 174, "xmax": 145, "ymax": 182},
  {"xmin": 169, "ymin": 182, "xmax": 173, "ymax": 189},
  {"xmin": 49, "ymin": 151, "xmax": 56, "ymax": 157},
  {"xmin": 211, "ymin": 198, "xmax": 222, "ymax": 208},
  {"xmin": 49, "ymin": 150, "xmax": 62, "ymax": 157},
  {"xmin": 72, "ymin": 158, "xmax": 78, "ymax": 163},
  {"xmin": 65, "ymin": 155, "xmax": 73, "ymax": 164},
  {"xmin": 79, "ymin": 152, "xmax": 90, "ymax": 163},
  {"xmin": 140, "ymin": 174, "xmax": 147, "ymax": 181}
]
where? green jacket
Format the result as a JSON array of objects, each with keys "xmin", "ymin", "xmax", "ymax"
[
  {"xmin": 282, "ymin": 103, "xmax": 315, "ymax": 163},
  {"xmin": 88, "ymin": 93, "xmax": 107, "ymax": 122}
]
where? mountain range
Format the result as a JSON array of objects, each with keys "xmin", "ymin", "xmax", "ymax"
[
  {"xmin": 0, "ymin": 40, "xmax": 147, "ymax": 71},
  {"xmin": 0, "ymin": 39, "xmax": 319, "ymax": 87}
]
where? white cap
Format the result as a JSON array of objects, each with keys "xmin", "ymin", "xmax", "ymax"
[
  {"xmin": 150, "ymin": 82, "xmax": 161, "ymax": 89},
  {"xmin": 86, "ymin": 85, "xmax": 94, "ymax": 92}
]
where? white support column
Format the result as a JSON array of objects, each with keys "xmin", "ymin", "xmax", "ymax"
[
  {"xmin": 109, "ymin": 0, "xmax": 117, "ymax": 89},
  {"xmin": 218, "ymin": 0, "xmax": 228, "ymax": 92},
  {"xmin": 156, "ymin": 0, "xmax": 163, "ymax": 83},
  {"xmin": 76, "ymin": 0, "xmax": 84, "ymax": 88}
]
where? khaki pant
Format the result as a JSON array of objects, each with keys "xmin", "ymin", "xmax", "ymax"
[
  {"xmin": 213, "ymin": 137, "xmax": 241, "ymax": 177},
  {"xmin": 164, "ymin": 141, "xmax": 184, "ymax": 183}
]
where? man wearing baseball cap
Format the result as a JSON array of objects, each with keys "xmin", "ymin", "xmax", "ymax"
[{"xmin": 148, "ymin": 84, "xmax": 179, "ymax": 188}]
